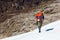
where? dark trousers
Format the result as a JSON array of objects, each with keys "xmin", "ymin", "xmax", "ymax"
[
  {"xmin": 38, "ymin": 26, "xmax": 41, "ymax": 32},
  {"xmin": 37, "ymin": 20, "xmax": 42, "ymax": 32}
]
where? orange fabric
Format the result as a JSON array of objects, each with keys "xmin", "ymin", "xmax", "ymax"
[{"xmin": 35, "ymin": 12, "xmax": 43, "ymax": 16}]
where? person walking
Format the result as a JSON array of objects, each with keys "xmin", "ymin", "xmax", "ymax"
[{"xmin": 35, "ymin": 10, "xmax": 44, "ymax": 33}]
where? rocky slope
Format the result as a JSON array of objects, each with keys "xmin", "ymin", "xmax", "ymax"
[
  {"xmin": 0, "ymin": 13, "xmax": 37, "ymax": 38},
  {"xmin": 0, "ymin": 0, "xmax": 60, "ymax": 39}
]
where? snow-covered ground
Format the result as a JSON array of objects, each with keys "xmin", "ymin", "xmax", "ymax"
[{"xmin": 1, "ymin": 20, "xmax": 60, "ymax": 40}]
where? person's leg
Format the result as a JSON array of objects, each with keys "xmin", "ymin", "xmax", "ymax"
[
  {"xmin": 38, "ymin": 21, "xmax": 42, "ymax": 33},
  {"xmin": 38, "ymin": 19, "xmax": 42, "ymax": 33},
  {"xmin": 38, "ymin": 26, "xmax": 41, "ymax": 32}
]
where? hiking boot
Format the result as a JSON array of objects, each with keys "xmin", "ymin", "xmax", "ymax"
[{"xmin": 39, "ymin": 31, "xmax": 41, "ymax": 33}]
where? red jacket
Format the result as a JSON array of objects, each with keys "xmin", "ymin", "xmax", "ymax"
[{"xmin": 35, "ymin": 12, "xmax": 43, "ymax": 17}]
